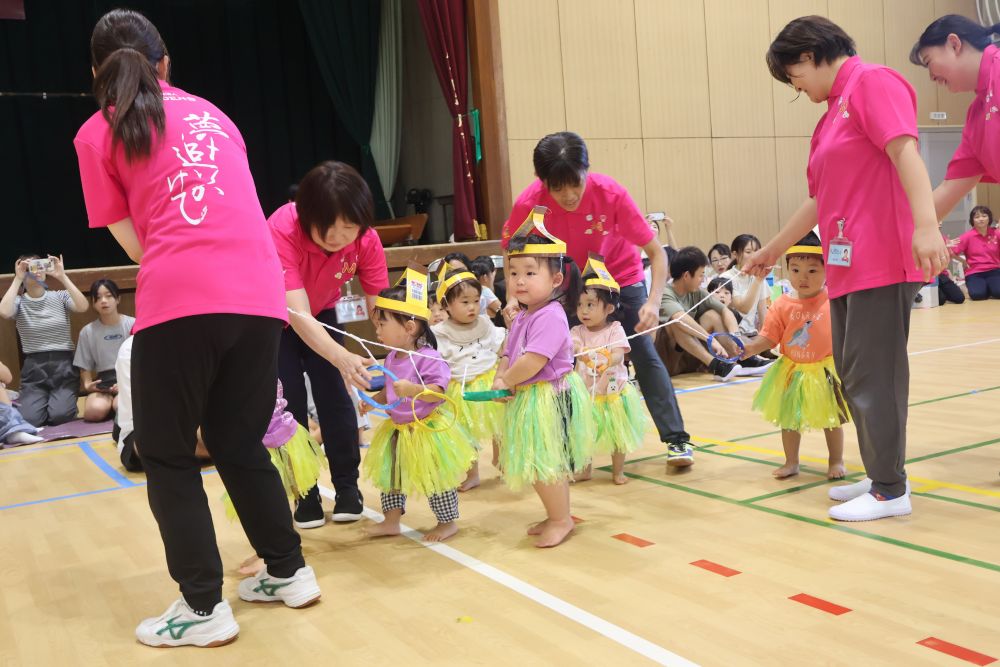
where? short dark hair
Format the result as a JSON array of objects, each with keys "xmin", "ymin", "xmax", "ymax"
[
  {"xmin": 766, "ymin": 15, "xmax": 857, "ymax": 85},
  {"xmin": 441, "ymin": 268, "xmax": 482, "ymax": 304},
  {"xmin": 372, "ymin": 285, "xmax": 437, "ymax": 349},
  {"xmin": 786, "ymin": 231, "xmax": 822, "ymax": 263},
  {"xmin": 911, "ymin": 15, "xmax": 1000, "ymax": 66},
  {"xmin": 707, "ymin": 243, "xmax": 731, "ymax": 260},
  {"xmin": 669, "ymin": 246, "xmax": 709, "ymax": 281},
  {"xmin": 89, "ymin": 278, "xmax": 121, "ymax": 302},
  {"xmin": 443, "ymin": 252, "xmax": 472, "ymax": 270},
  {"xmin": 533, "ymin": 131, "xmax": 590, "ymax": 190},
  {"xmin": 468, "ymin": 257, "xmax": 494, "ymax": 280},
  {"xmin": 507, "ymin": 234, "xmax": 581, "ymax": 315},
  {"xmin": 706, "ymin": 276, "xmax": 732, "ymax": 294},
  {"xmin": 295, "ymin": 161, "xmax": 374, "ymax": 239},
  {"xmin": 970, "ymin": 205, "xmax": 994, "ymax": 227}
]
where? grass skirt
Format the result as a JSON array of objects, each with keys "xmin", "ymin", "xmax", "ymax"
[
  {"xmin": 446, "ymin": 367, "xmax": 504, "ymax": 446},
  {"xmin": 224, "ymin": 424, "xmax": 326, "ymax": 520},
  {"xmin": 362, "ymin": 410, "xmax": 477, "ymax": 497},
  {"xmin": 593, "ymin": 382, "xmax": 647, "ymax": 455},
  {"xmin": 752, "ymin": 356, "xmax": 851, "ymax": 432},
  {"xmin": 499, "ymin": 373, "xmax": 597, "ymax": 491}
]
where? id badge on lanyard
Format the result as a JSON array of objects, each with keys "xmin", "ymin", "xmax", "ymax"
[
  {"xmin": 335, "ymin": 281, "xmax": 368, "ymax": 323},
  {"xmin": 827, "ymin": 218, "xmax": 853, "ymax": 268}
]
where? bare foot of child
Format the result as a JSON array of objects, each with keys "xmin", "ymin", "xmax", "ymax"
[
  {"xmin": 574, "ymin": 464, "xmax": 592, "ymax": 482},
  {"xmin": 612, "ymin": 453, "xmax": 627, "ymax": 485},
  {"xmin": 366, "ymin": 510, "xmax": 402, "ymax": 538},
  {"xmin": 491, "ymin": 440, "xmax": 500, "ymax": 469},
  {"xmin": 423, "ymin": 522, "xmax": 458, "ymax": 542},
  {"xmin": 535, "ymin": 516, "xmax": 575, "ymax": 548},
  {"xmin": 613, "ymin": 471, "xmax": 628, "ymax": 485},
  {"xmin": 459, "ymin": 462, "xmax": 480, "ymax": 492},
  {"xmin": 237, "ymin": 555, "xmax": 264, "ymax": 576},
  {"xmin": 527, "ymin": 518, "xmax": 549, "ymax": 535},
  {"xmin": 772, "ymin": 462, "xmax": 800, "ymax": 479},
  {"xmin": 827, "ymin": 461, "xmax": 847, "ymax": 479}
]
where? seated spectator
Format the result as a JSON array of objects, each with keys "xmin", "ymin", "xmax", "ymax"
[
  {"xmin": 722, "ymin": 234, "xmax": 769, "ymax": 335},
  {"xmin": 469, "ymin": 256, "xmax": 502, "ymax": 319},
  {"xmin": 705, "ymin": 242, "xmax": 732, "ymax": 286},
  {"xmin": 949, "ymin": 205, "xmax": 1000, "ymax": 301},
  {"xmin": 444, "ymin": 252, "xmax": 473, "ymax": 271},
  {"xmin": 0, "ymin": 255, "xmax": 88, "ymax": 426},
  {"xmin": 707, "ymin": 276, "xmax": 743, "ymax": 326},
  {"xmin": 0, "ymin": 359, "xmax": 43, "ymax": 446},
  {"xmin": 938, "ymin": 221, "xmax": 966, "ymax": 305},
  {"xmin": 74, "ymin": 279, "xmax": 135, "ymax": 422}
]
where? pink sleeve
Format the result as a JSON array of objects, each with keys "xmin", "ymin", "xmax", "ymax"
[
  {"xmin": 853, "ymin": 69, "xmax": 918, "ymax": 151},
  {"xmin": 952, "ymin": 232, "xmax": 969, "ymax": 257},
  {"xmin": 268, "ymin": 211, "xmax": 304, "ymax": 292},
  {"xmin": 74, "ymin": 139, "xmax": 129, "ymax": 229},
  {"xmin": 608, "ymin": 321, "xmax": 630, "ymax": 351},
  {"xmin": 502, "ymin": 197, "xmax": 535, "ymax": 250},
  {"xmin": 357, "ymin": 229, "xmax": 389, "ymax": 295},
  {"xmin": 613, "ymin": 187, "xmax": 655, "ymax": 247},
  {"xmin": 758, "ymin": 299, "xmax": 785, "ymax": 345},
  {"xmin": 946, "ymin": 119, "xmax": 989, "ymax": 182},
  {"xmin": 523, "ymin": 306, "xmax": 569, "ymax": 360}
]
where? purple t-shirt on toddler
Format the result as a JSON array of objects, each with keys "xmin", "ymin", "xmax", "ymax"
[
  {"xmin": 383, "ymin": 347, "xmax": 452, "ymax": 424},
  {"xmin": 504, "ymin": 301, "xmax": 573, "ymax": 386}
]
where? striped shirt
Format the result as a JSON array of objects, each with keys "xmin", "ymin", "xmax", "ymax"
[{"xmin": 14, "ymin": 291, "xmax": 75, "ymax": 355}]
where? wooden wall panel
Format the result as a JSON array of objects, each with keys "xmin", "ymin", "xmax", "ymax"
[
  {"xmin": 775, "ymin": 137, "xmax": 813, "ymax": 225},
  {"xmin": 497, "ymin": 0, "xmax": 566, "ymax": 140},
  {"xmin": 769, "ymin": 1, "xmax": 830, "ymax": 137},
  {"xmin": 932, "ymin": 0, "xmax": 978, "ymax": 125},
  {"xmin": 713, "ymin": 138, "xmax": 780, "ymax": 244},
  {"xmin": 558, "ymin": 0, "xmax": 642, "ymax": 138},
  {"xmin": 884, "ymin": 0, "xmax": 938, "ymax": 123},
  {"xmin": 586, "ymin": 139, "xmax": 648, "ymax": 212},
  {"xmin": 506, "ymin": 140, "xmax": 538, "ymax": 205},
  {"xmin": 705, "ymin": 0, "xmax": 775, "ymax": 137},
  {"xmin": 643, "ymin": 138, "xmax": 718, "ymax": 250},
  {"xmin": 829, "ymin": 0, "xmax": 886, "ymax": 64},
  {"xmin": 635, "ymin": 0, "xmax": 712, "ymax": 138}
]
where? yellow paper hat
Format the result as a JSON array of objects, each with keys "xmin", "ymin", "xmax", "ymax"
[
  {"xmin": 786, "ymin": 245, "xmax": 823, "ymax": 258},
  {"xmin": 581, "ymin": 253, "xmax": 620, "ymax": 293},
  {"xmin": 507, "ymin": 205, "xmax": 567, "ymax": 257},
  {"xmin": 374, "ymin": 262, "xmax": 431, "ymax": 321},
  {"xmin": 435, "ymin": 262, "xmax": 479, "ymax": 304}
]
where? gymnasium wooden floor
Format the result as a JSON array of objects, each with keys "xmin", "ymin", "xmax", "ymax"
[{"xmin": 3, "ymin": 301, "xmax": 1000, "ymax": 666}]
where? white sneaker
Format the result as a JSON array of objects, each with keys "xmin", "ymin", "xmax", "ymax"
[
  {"xmin": 238, "ymin": 565, "xmax": 321, "ymax": 608},
  {"xmin": 135, "ymin": 598, "xmax": 239, "ymax": 648},
  {"xmin": 828, "ymin": 478, "xmax": 910, "ymax": 502},
  {"xmin": 828, "ymin": 492, "xmax": 912, "ymax": 522}
]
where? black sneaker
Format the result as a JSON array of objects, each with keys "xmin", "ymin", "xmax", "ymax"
[
  {"xmin": 666, "ymin": 441, "xmax": 694, "ymax": 468},
  {"xmin": 740, "ymin": 355, "xmax": 773, "ymax": 368},
  {"xmin": 709, "ymin": 358, "xmax": 741, "ymax": 382},
  {"xmin": 293, "ymin": 486, "xmax": 326, "ymax": 529},
  {"xmin": 331, "ymin": 488, "xmax": 364, "ymax": 522}
]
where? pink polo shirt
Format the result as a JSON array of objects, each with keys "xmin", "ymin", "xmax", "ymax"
[
  {"xmin": 501, "ymin": 173, "xmax": 655, "ymax": 288},
  {"xmin": 951, "ymin": 227, "xmax": 1000, "ymax": 275},
  {"xmin": 268, "ymin": 202, "xmax": 389, "ymax": 315},
  {"xmin": 74, "ymin": 81, "xmax": 286, "ymax": 332},
  {"xmin": 947, "ymin": 45, "xmax": 1000, "ymax": 183},
  {"xmin": 807, "ymin": 57, "xmax": 923, "ymax": 299}
]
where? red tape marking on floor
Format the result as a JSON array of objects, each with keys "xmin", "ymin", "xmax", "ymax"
[
  {"xmin": 690, "ymin": 559, "xmax": 740, "ymax": 577},
  {"xmin": 612, "ymin": 533, "xmax": 654, "ymax": 548},
  {"xmin": 571, "ymin": 516, "xmax": 584, "ymax": 524},
  {"xmin": 918, "ymin": 637, "xmax": 997, "ymax": 665},
  {"xmin": 788, "ymin": 593, "xmax": 851, "ymax": 615}
]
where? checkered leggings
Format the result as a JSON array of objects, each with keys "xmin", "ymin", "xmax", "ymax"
[{"xmin": 380, "ymin": 489, "xmax": 460, "ymax": 524}]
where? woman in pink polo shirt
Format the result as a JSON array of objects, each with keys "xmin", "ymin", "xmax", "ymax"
[
  {"xmin": 949, "ymin": 205, "xmax": 1000, "ymax": 299},
  {"xmin": 73, "ymin": 10, "xmax": 318, "ymax": 647},
  {"xmin": 747, "ymin": 16, "xmax": 948, "ymax": 522},
  {"xmin": 501, "ymin": 132, "xmax": 695, "ymax": 468},
  {"xmin": 911, "ymin": 15, "xmax": 1000, "ymax": 299},
  {"xmin": 269, "ymin": 161, "xmax": 389, "ymax": 528}
]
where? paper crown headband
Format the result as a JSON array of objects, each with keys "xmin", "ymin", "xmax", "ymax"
[
  {"xmin": 507, "ymin": 205, "xmax": 568, "ymax": 257},
  {"xmin": 435, "ymin": 263, "xmax": 479, "ymax": 304},
  {"xmin": 373, "ymin": 262, "xmax": 431, "ymax": 321},
  {"xmin": 581, "ymin": 253, "xmax": 620, "ymax": 293},
  {"xmin": 786, "ymin": 245, "xmax": 823, "ymax": 257}
]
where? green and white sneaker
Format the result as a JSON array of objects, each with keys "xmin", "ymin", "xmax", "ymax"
[
  {"xmin": 135, "ymin": 598, "xmax": 239, "ymax": 648},
  {"xmin": 238, "ymin": 565, "xmax": 321, "ymax": 609}
]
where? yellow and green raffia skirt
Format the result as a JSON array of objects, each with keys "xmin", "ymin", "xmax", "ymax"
[
  {"xmin": 445, "ymin": 367, "xmax": 504, "ymax": 446},
  {"xmin": 499, "ymin": 372, "xmax": 597, "ymax": 491},
  {"xmin": 362, "ymin": 409, "xmax": 477, "ymax": 497},
  {"xmin": 593, "ymin": 382, "xmax": 647, "ymax": 455},
  {"xmin": 224, "ymin": 424, "xmax": 326, "ymax": 520},
  {"xmin": 752, "ymin": 356, "xmax": 851, "ymax": 432}
]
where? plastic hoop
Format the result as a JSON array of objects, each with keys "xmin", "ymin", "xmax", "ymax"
[
  {"xmin": 410, "ymin": 388, "xmax": 459, "ymax": 432},
  {"xmin": 580, "ymin": 348, "xmax": 613, "ymax": 375},
  {"xmin": 356, "ymin": 364, "xmax": 402, "ymax": 412},
  {"xmin": 706, "ymin": 332, "xmax": 745, "ymax": 363},
  {"xmin": 462, "ymin": 389, "xmax": 513, "ymax": 401}
]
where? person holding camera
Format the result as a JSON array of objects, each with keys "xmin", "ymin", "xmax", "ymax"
[
  {"xmin": 0, "ymin": 254, "xmax": 89, "ymax": 426},
  {"xmin": 74, "ymin": 279, "xmax": 135, "ymax": 422}
]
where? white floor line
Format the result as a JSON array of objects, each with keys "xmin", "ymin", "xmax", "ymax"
[
  {"xmin": 907, "ymin": 336, "xmax": 1000, "ymax": 357},
  {"xmin": 317, "ymin": 486, "xmax": 699, "ymax": 667}
]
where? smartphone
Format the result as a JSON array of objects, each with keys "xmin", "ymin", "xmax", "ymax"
[
  {"xmin": 27, "ymin": 258, "xmax": 54, "ymax": 274},
  {"xmin": 96, "ymin": 370, "xmax": 117, "ymax": 391}
]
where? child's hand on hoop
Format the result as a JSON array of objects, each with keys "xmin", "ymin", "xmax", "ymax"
[
  {"xmin": 392, "ymin": 378, "xmax": 421, "ymax": 399},
  {"xmin": 491, "ymin": 376, "xmax": 513, "ymax": 402}
]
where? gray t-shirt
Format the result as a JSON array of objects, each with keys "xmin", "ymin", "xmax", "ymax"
[
  {"xmin": 14, "ymin": 290, "xmax": 75, "ymax": 354},
  {"xmin": 73, "ymin": 316, "xmax": 135, "ymax": 373},
  {"xmin": 659, "ymin": 284, "xmax": 725, "ymax": 323}
]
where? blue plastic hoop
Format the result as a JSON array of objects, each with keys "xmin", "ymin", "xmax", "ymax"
[
  {"xmin": 706, "ymin": 332, "xmax": 745, "ymax": 363},
  {"xmin": 356, "ymin": 364, "xmax": 403, "ymax": 413}
]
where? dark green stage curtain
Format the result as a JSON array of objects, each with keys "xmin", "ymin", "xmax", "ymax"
[
  {"xmin": 298, "ymin": 0, "xmax": 390, "ymax": 220},
  {"xmin": 0, "ymin": 0, "xmax": 359, "ymax": 270}
]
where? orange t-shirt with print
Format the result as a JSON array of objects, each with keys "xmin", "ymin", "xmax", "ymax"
[{"xmin": 758, "ymin": 292, "xmax": 832, "ymax": 364}]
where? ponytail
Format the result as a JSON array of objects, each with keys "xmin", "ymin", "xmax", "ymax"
[
  {"xmin": 90, "ymin": 9, "xmax": 169, "ymax": 162},
  {"xmin": 910, "ymin": 14, "xmax": 1000, "ymax": 66},
  {"xmin": 556, "ymin": 256, "xmax": 582, "ymax": 317}
]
